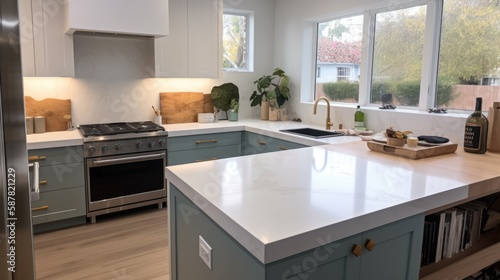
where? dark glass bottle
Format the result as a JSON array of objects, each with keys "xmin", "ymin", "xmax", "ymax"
[{"xmin": 464, "ymin": 97, "xmax": 488, "ymax": 154}]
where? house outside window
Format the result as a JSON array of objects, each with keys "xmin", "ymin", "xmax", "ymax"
[{"xmin": 337, "ymin": 66, "xmax": 351, "ymax": 81}]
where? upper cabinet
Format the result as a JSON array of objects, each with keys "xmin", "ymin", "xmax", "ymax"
[
  {"xmin": 19, "ymin": 0, "xmax": 75, "ymax": 77},
  {"xmin": 155, "ymin": 0, "xmax": 222, "ymax": 78}
]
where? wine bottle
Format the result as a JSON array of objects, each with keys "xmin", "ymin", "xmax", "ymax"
[
  {"xmin": 464, "ymin": 97, "xmax": 488, "ymax": 154},
  {"xmin": 354, "ymin": 105, "xmax": 365, "ymax": 129}
]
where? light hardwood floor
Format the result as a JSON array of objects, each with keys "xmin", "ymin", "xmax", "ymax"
[{"xmin": 34, "ymin": 206, "xmax": 170, "ymax": 280}]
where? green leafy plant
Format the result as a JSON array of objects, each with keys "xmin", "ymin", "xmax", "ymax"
[
  {"xmin": 211, "ymin": 83, "xmax": 239, "ymax": 112},
  {"xmin": 250, "ymin": 68, "xmax": 290, "ymax": 108}
]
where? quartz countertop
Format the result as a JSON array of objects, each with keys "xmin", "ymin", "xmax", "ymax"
[
  {"xmin": 166, "ymin": 140, "xmax": 500, "ymax": 264},
  {"xmin": 26, "ymin": 130, "xmax": 83, "ymax": 150}
]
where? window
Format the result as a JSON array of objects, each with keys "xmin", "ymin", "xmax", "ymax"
[
  {"xmin": 311, "ymin": 0, "xmax": 500, "ymax": 112},
  {"xmin": 337, "ymin": 67, "xmax": 351, "ymax": 81},
  {"xmin": 315, "ymin": 15, "xmax": 363, "ymax": 103},
  {"xmin": 435, "ymin": 0, "xmax": 500, "ymax": 110},
  {"xmin": 223, "ymin": 10, "xmax": 254, "ymax": 72},
  {"xmin": 371, "ymin": 5, "xmax": 426, "ymax": 107}
]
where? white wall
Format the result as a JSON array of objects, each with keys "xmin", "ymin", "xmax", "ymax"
[
  {"xmin": 23, "ymin": 0, "xmax": 275, "ymax": 125},
  {"xmin": 274, "ymin": 0, "xmax": 468, "ymax": 144}
]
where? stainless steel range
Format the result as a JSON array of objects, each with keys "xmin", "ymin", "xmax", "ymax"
[{"xmin": 78, "ymin": 121, "xmax": 168, "ymax": 223}]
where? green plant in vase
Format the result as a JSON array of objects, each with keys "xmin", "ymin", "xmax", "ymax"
[{"xmin": 250, "ymin": 68, "xmax": 290, "ymax": 120}]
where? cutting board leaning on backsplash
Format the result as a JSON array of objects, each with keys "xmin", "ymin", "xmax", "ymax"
[
  {"xmin": 25, "ymin": 96, "xmax": 72, "ymax": 132},
  {"xmin": 160, "ymin": 92, "xmax": 214, "ymax": 124}
]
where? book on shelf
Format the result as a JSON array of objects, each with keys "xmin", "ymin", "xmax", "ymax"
[{"xmin": 421, "ymin": 200, "xmax": 490, "ymax": 266}]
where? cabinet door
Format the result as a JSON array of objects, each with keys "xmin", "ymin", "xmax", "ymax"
[
  {"xmin": 31, "ymin": 187, "xmax": 86, "ymax": 225},
  {"xmin": 154, "ymin": 0, "xmax": 188, "ymax": 77},
  {"xmin": 154, "ymin": 0, "xmax": 221, "ymax": 78},
  {"xmin": 359, "ymin": 214, "xmax": 424, "ymax": 280},
  {"xmin": 168, "ymin": 145, "xmax": 241, "ymax": 165},
  {"xmin": 266, "ymin": 235, "xmax": 362, "ymax": 280},
  {"xmin": 31, "ymin": 0, "xmax": 74, "ymax": 77},
  {"xmin": 19, "ymin": 0, "xmax": 36, "ymax": 76}
]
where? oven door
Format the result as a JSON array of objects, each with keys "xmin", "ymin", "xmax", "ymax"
[{"xmin": 86, "ymin": 151, "xmax": 166, "ymax": 212}]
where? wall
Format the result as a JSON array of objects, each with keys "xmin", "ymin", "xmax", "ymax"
[
  {"xmin": 274, "ymin": 0, "xmax": 471, "ymax": 144},
  {"xmin": 23, "ymin": 0, "xmax": 275, "ymax": 125}
]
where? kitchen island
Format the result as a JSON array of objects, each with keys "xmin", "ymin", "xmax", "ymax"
[{"xmin": 166, "ymin": 140, "xmax": 500, "ymax": 279}]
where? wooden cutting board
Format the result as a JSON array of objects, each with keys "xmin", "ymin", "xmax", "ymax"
[
  {"xmin": 160, "ymin": 92, "xmax": 205, "ymax": 124},
  {"xmin": 367, "ymin": 141, "xmax": 458, "ymax": 160},
  {"xmin": 25, "ymin": 96, "xmax": 71, "ymax": 132}
]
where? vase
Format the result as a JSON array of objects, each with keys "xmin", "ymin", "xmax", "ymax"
[
  {"xmin": 387, "ymin": 137, "xmax": 405, "ymax": 147},
  {"xmin": 261, "ymin": 101, "xmax": 269, "ymax": 120},
  {"xmin": 269, "ymin": 107, "xmax": 284, "ymax": 121},
  {"xmin": 228, "ymin": 110, "xmax": 238, "ymax": 121}
]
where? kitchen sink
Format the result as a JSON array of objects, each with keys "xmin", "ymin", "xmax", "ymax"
[{"xmin": 279, "ymin": 128, "xmax": 345, "ymax": 138}]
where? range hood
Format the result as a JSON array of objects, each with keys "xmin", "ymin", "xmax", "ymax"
[{"xmin": 65, "ymin": 0, "xmax": 169, "ymax": 38}]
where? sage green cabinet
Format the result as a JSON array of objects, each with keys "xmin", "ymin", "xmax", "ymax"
[
  {"xmin": 28, "ymin": 146, "xmax": 86, "ymax": 231},
  {"xmin": 167, "ymin": 132, "xmax": 242, "ymax": 165},
  {"xmin": 169, "ymin": 183, "xmax": 424, "ymax": 280},
  {"xmin": 243, "ymin": 132, "xmax": 307, "ymax": 155}
]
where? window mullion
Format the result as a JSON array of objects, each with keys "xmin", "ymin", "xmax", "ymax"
[
  {"xmin": 359, "ymin": 11, "xmax": 375, "ymax": 106},
  {"xmin": 419, "ymin": 0, "xmax": 443, "ymax": 110}
]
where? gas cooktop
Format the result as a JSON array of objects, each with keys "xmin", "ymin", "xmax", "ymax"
[{"xmin": 78, "ymin": 121, "xmax": 165, "ymax": 137}]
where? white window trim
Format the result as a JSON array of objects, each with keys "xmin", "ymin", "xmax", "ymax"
[
  {"xmin": 306, "ymin": 0, "xmax": 474, "ymax": 115},
  {"xmin": 222, "ymin": 9, "xmax": 255, "ymax": 72}
]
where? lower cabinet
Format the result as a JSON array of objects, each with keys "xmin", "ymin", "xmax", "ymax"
[
  {"xmin": 28, "ymin": 146, "xmax": 86, "ymax": 232},
  {"xmin": 243, "ymin": 132, "xmax": 307, "ymax": 155},
  {"xmin": 170, "ymin": 184, "xmax": 424, "ymax": 280},
  {"xmin": 167, "ymin": 132, "xmax": 242, "ymax": 165}
]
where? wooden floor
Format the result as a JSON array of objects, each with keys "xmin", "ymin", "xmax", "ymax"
[{"xmin": 34, "ymin": 206, "xmax": 170, "ymax": 280}]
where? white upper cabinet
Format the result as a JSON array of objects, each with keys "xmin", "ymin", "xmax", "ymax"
[
  {"xmin": 155, "ymin": 0, "xmax": 222, "ymax": 78},
  {"xmin": 20, "ymin": 0, "xmax": 75, "ymax": 77}
]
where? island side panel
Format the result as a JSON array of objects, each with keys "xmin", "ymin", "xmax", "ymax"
[{"xmin": 169, "ymin": 184, "xmax": 265, "ymax": 280}]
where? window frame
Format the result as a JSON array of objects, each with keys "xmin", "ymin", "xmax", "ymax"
[
  {"xmin": 309, "ymin": 0, "xmax": 493, "ymax": 113},
  {"xmin": 222, "ymin": 9, "xmax": 255, "ymax": 73}
]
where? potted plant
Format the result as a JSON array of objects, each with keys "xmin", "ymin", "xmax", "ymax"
[
  {"xmin": 228, "ymin": 98, "xmax": 239, "ymax": 121},
  {"xmin": 385, "ymin": 126, "xmax": 413, "ymax": 146},
  {"xmin": 211, "ymin": 83, "xmax": 239, "ymax": 120},
  {"xmin": 250, "ymin": 68, "xmax": 290, "ymax": 120}
]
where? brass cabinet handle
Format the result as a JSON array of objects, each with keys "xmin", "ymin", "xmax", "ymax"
[
  {"xmin": 352, "ymin": 244, "xmax": 363, "ymax": 257},
  {"xmin": 279, "ymin": 146, "xmax": 288, "ymax": 150},
  {"xmin": 365, "ymin": 239, "xmax": 375, "ymax": 251},
  {"xmin": 39, "ymin": 180, "xmax": 48, "ymax": 185},
  {"xmin": 258, "ymin": 140, "xmax": 266, "ymax": 145},
  {"xmin": 28, "ymin": 155, "xmax": 47, "ymax": 161},
  {"xmin": 195, "ymin": 139, "xmax": 218, "ymax": 144},
  {"xmin": 31, "ymin": 205, "xmax": 49, "ymax": 211},
  {"xmin": 195, "ymin": 158, "xmax": 218, "ymax": 162}
]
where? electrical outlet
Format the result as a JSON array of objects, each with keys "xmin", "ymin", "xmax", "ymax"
[{"xmin": 199, "ymin": 235, "xmax": 212, "ymax": 270}]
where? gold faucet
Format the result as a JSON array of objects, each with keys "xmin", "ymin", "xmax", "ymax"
[{"xmin": 313, "ymin": 97, "xmax": 333, "ymax": 130}]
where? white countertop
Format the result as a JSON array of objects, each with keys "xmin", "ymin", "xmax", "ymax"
[
  {"xmin": 166, "ymin": 140, "xmax": 500, "ymax": 264},
  {"xmin": 26, "ymin": 130, "xmax": 83, "ymax": 150}
]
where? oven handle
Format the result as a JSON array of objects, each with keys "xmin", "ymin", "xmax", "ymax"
[{"xmin": 91, "ymin": 153, "xmax": 166, "ymax": 166}]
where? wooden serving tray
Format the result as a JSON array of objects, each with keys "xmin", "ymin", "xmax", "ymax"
[{"xmin": 367, "ymin": 141, "xmax": 458, "ymax": 160}]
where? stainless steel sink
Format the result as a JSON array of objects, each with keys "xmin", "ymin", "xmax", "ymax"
[{"xmin": 279, "ymin": 128, "xmax": 345, "ymax": 138}]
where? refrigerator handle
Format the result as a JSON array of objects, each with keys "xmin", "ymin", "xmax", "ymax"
[{"xmin": 28, "ymin": 162, "xmax": 40, "ymax": 201}]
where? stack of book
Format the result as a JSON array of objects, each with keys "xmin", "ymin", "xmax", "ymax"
[{"xmin": 421, "ymin": 201, "xmax": 488, "ymax": 266}]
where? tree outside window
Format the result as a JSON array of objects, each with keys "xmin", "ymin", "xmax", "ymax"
[{"xmin": 223, "ymin": 12, "xmax": 251, "ymax": 71}]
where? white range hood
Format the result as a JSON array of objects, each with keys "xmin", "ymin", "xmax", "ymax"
[{"xmin": 65, "ymin": 0, "xmax": 169, "ymax": 38}]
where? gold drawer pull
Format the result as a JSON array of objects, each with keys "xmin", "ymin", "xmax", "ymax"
[
  {"xmin": 28, "ymin": 155, "xmax": 47, "ymax": 161},
  {"xmin": 31, "ymin": 205, "xmax": 49, "ymax": 211},
  {"xmin": 39, "ymin": 180, "xmax": 48, "ymax": 185},
  {"xmin": 195, "ymin": 139, "xmax": 218, "ymax": 144},
  {"xmin": 279, "ymin": 146, "xmax": 288, "ymax": 150},
  {"xmin": 365, "ymin": 239, "xmax": 375, "ymax": 251},
  {"xmin": 195, "ymin": 158, "xmax": 218, "ymax": 162},
  {"xmin": 258, "ymin": 141, "xmax": 266, "ymax": 145},
  {"xmin": 352, "ymin": 244, "xmax": 363, "ymax": 257}
]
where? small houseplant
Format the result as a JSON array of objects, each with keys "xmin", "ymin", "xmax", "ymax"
[
  {"xmin": 250, "ymin": 68, "xmax": 290, "ymax": 120},
  {"xmin": 211, "ymin": 83, "xmax": 239, "ymax": 120},
  {"xmin": 228, "ymin": 98, "xmax": 239, "ymax": 121}
]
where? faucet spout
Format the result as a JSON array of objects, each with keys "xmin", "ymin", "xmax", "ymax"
[{"xmin": 313, "ymin": 97, "xmax": 333, "ymax": 130}]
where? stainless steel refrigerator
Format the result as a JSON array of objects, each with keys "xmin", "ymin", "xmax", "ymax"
[{"xmin": 0, "ymin": 0, "xmax": 37, "ymax": 279}]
